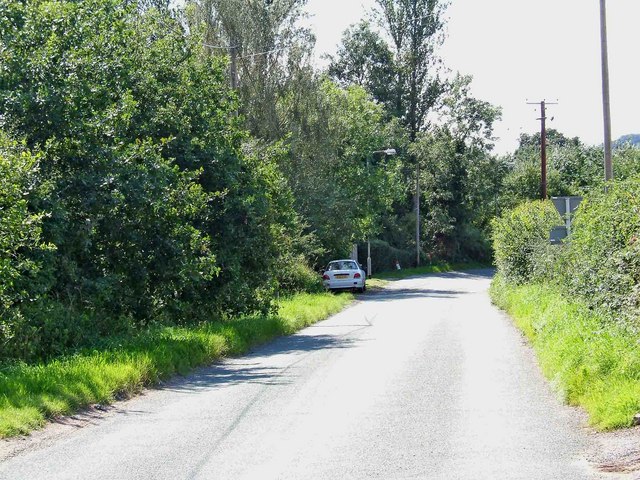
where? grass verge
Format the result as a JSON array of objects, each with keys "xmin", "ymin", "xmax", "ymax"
[
  {"xmin": 0, "ymin": 292, "xmax": 353, "ymax": 438},
  {"xmin": 490, "ymin": 275, "xmax": 640, "ymax": 430}
]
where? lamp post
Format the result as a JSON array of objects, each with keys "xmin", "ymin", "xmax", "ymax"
[{"xmin": 366, "ymin": 148, "xmax": 397, "ymax": 278}]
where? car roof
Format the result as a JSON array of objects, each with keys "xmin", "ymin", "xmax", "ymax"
[{"xmin": 328, "ymin": 259, "xmax": 356, "ymax": 263}]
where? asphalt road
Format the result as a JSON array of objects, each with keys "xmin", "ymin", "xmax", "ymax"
[{"xmin": 1, "ymin": 270, "xmax": 606, "ymax": 479}]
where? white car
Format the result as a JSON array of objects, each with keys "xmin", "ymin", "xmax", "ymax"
[{"xmin": 322, "ymin": 259, "xmax": 366, "ymax": 293}]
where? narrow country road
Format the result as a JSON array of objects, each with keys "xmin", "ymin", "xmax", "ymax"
[{"xmin": 1, "ymin": 270, "xmax": 607, "ymax": 479}]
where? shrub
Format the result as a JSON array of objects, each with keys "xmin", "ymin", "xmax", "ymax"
[
  {"xmin": 275, "ymin": 255, "xmax": 323, "ymax": 294},
  {"xmin": 0, "ymin": 136, "xmax": 55, "ymax": 359},
  {"xmin": 561, "ymin": 178, "xmax": 640, "ymax": 319},
  {"xmin": 491, "ymin": 200, "xmax": 561, "ymax": 284}
]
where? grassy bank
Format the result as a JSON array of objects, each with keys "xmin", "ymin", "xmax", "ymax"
[
  {"xmin": 490, "ymin": 275, "xmax": 640, "ymax": 430},
  {"xmin": 0, "ymin": 292, "xmax": 353, "ymax": 438}
]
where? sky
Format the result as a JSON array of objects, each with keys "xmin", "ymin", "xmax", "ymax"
[{"xmin": 304, "ymin": 0, "xmax": 640, "ymax": 154}]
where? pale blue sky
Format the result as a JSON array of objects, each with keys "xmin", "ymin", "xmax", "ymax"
[{"xmin": 304, "ymin": 0, "xmax": 640, "ymax": 154}]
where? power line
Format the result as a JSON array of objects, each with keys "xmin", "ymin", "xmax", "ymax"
[
  {"xmin": 238, "ymin": 46, "xmax": 290, "ymax": 60},
  {"xmin": 203, "ymin": 43, "xmax": 291, "ymax": 90},
  {"xmin": 202, "ymin": 43, "xmax": 291, "ymax": 59}
]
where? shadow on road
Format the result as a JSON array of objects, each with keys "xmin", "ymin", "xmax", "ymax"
[
  {"xmin": 365, "ymin": 288, "xmax": 467, "ymax": 302},
  {"xmin": 374, "ymin": 268, "xmax": 494, "ymax": 282},
  {"xmin": 156, "ymin": 270, "xmax": 496, "ymax": 394},
  {"xmin": 160, "ymin": 332, "xmax": 362, "ymax": 393},
  {"xmin": 363, "ymin": 269, "xmax": 494, "ymax": 303}
]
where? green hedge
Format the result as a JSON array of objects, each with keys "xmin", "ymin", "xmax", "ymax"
[
  {"xmin": 494, "ymin": 179, "xmax": 640, "ymax": 321},
  {"xmin": 491, "ymin": 200, "xmax": 561, "ymax": 285},
  {"xmin": 561, "ymin": 179, "xmax": 640, "ymax": 318},
  {"xmin": 491, "ymin": 177, "xmax": 640, "ymax": 430}
]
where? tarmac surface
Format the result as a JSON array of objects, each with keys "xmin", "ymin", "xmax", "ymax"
[{"xmin": 0, "ymin": 270, "xmax": 615, "ymax": 479}]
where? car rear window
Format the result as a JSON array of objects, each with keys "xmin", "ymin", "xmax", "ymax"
[{"xmin": 327, "ymin": 261, "xmax": 357, "ymax": 271}]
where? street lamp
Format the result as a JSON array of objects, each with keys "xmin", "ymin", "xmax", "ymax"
[{"xmin": 365, "ymin": 148, "xmax": 397, "ymax": 278}]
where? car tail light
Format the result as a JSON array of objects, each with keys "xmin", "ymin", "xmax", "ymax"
[
  {"xmin": 354, "ymin": 273, "xmax": 361, "ymax": 278},
  {"xmin": 322, "ymin": 274, "xmax": 330, "ymax": 280}
]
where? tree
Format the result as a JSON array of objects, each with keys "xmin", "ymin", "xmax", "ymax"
[
  {"xmin": 327, "ymin": 21, "xmax": 396, "ymax": 115},
  {"xmin": 0, "ymin": 0, "xmax": 300, "ymax": 322},
  {"xmin": 189, "ymin": 0, "xmax": 314, "ymax": 139},
  {"xmin": 501, "ymin": 129, "xmax": 612, "ymax": 206},
  {"xmin": 278, "ymin": 78, "xmax": 406, "ymax": 261},
  {"xmin": 374, "ymin": 0, "xmax": 448, "ymax": 140},
  {"xmin": 409, "ymin": 77, "xmax": 502, "ymax": 261}
]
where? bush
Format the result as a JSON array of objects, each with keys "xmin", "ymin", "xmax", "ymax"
[
  {"xmin": 275, "ymin": 255, "xmax": 323, "ymax": 294},
  {"xmin": 0, "ymin": 136, "xmax": 55, "ymax": 359},
  {"xmin": 491, "ymin": 200, "xmax": 561, "ymax": 284},
  {"xmin": 561, "ymin": 178, "xmax": 640, "ymax": 319}
]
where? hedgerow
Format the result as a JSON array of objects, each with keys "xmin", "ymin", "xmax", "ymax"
[
  {"xmin": 0, "ymin": 0, "xmax": 314, "ymax": 363},
  {"xmin": 561, "ymin": 179, "xmax": 640, "ymax": 319},
  {"xmin": 491, "ymin": 200, "xmax": 561, "ymax": 285},
  {"xmin": 491, "ymin": 175, "xmax": 640, "ymax": 429}
]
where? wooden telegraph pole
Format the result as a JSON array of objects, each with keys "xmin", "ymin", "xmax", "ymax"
[{"xmin": 527, "ymin": 100, "xmax": 557, "ymax": 199}]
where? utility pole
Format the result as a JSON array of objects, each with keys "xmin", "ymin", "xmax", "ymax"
[
  {"xmin": 527, "ymin": 100, "xmax": 557, "ymax": 199},
  {"xmin": 600, "ymin": 0, "xmax": 613, "ymax": 182}
]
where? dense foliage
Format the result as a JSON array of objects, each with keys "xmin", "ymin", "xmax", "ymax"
[
  {"xmin": 493, "ymin": 176, "xmax": 640, "ymax": 323},
  {"xmin": 562, "ymin": 179, "xmax": 640, "ymax": 320},
  {"xmin": 491, "ymin": 201, "xmax": 561, "ymax": 285},
  {"xmin": 0, "ymin": 0, "xmax": 315, "ymax": 361}
]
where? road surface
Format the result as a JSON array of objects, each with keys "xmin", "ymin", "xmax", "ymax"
[{"xmin": 1, "ymin": 270, "xmax": 606, "ymax": 479}]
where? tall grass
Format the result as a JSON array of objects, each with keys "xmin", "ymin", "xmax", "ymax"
[
  {"xmin": 490, "ymin": 275, "xmax": 640, "ymax": 430},
  {"xmin": 0, "ymin": 292, "xmax": 353, "ymax": 438}
]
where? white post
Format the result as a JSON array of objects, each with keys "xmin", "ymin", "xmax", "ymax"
[{"xmin": 367, "ymin": 240, "xmax": 372, "ymax": 277}]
